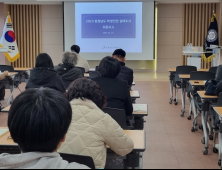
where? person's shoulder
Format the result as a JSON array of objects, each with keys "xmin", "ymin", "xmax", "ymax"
[{"xmin": 123, "ymin": 65, "xmax": 133, "ymax": 73}]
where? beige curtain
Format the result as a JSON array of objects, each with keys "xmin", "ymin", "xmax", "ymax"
[
  {"xmin": 182, "ymin": 3, "xmax": 220, "ymax": 69},
  {"xmin": 9, "ymin": 5, "xmax": 42, "ymax": 68}
]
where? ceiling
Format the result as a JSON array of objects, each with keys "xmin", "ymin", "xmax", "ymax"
[{"xmin": 0, "ymin": 0, "xmax": 220, "ymax": 5}]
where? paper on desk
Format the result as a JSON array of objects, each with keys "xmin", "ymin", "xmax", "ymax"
[
  {"xmin": 133, "ymin": 104, "xmax": 147, "ymax": 112},
  {"xmin": 0, "ymin": 128, "xmax": 9, "ymax": 138}
]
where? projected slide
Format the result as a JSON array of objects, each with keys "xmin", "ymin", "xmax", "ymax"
[
  {"xmin": 82, "ymin": 14, "xmax": 136, "ymax": 38},
  {"xmin": 75, "ymin": 2, "xmax": 142, "ymax": 53}
]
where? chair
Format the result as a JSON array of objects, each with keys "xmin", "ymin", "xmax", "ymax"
[
  {"xmin": 0, "ymin": 65, "xmax": 15, "ymax": 72},
  {"xmin": 209, "ymin": 66, "xmax": 218, "ymax": 75},
  {"xmin": 59, "ymin": 153, "xmax": 95, "ymax": 169},
  {"xmin": 173, "ymin": 66, "xmax": 197, "ymax": 105},
  {"xmin": 102, "ymin": 107, "xmax": 131, "ymax": 130},
  {"xmin": 89, "ymin": 71, "xmax": 100, "ymax": 79},
  {"xmin": 189, "ymin": 71, "xmax": 215, "ymax": 122},
  {"xmin": 76, "ymin": 67, "xmax": 85, "ymax": 77}
]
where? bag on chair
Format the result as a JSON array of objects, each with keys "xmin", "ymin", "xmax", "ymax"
[
  {"xmin": 205, "ymin": 80, "xmax": 218, "ymax": 95},
  {"xmin": 0, "ymin": 82, "xmax": 6, "ymax": 100}
]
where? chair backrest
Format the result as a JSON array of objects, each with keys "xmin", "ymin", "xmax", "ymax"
[
  {"xmin": 0, "ymin": 65, "xmax": 14, "ymax": 72},
  {"xmin": 76, "ymin": 67, "xmax": 85, "ymax": 76},
  {"xmin": 59, "ymin": 153, "xmax": 95, "ymax": 169},
  {"xmin": 102, "ymin": 107, "xmax": 128, "ymax": 129},
  {"xmin": 175, "ymin": 66, "xmax": 197, "ymax": 82},
  {"xmin": 217, "ymin": 93, "xmax": 222, "ymax": 106},
  {"xmin": 190, "ymin": 71, "xmax": 215, "ymax": 81},
  {"xmin": 89, "ymin": 71, "xmax": 100, "ymax": 79},
  {"xmin": 209, "ymin": 66, "xmax": 218, "ymax": 75}
]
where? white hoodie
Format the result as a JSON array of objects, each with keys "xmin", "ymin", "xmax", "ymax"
[{"xmin": 0, "ymin": 152, "xmax": 90, "ymax": 169}]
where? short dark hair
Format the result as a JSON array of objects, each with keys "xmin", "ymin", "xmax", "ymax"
[
  {"xmin": 8, "ymin": 88, "xmax": 72, "ymax": 153},
  {"xmin": 67, "ymin": 78, "xmax": 107, "ymax": 109},
  {"xmin": 113, "ymin": 49, "xmax": 126, "ymax": 58},
  {"xmin": 35, "ymin": 53, "xmax": 54, "ymax": 69},
  {"xmin": 98, "ymin": 56, "xmax": 121, "ymax": 78},
  {"xmin": 71, "ymin": 45, "xmax": 80, "ymax": 54}
]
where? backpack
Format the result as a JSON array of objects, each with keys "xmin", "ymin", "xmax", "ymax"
[{"xmin": 205, "ymin": 80, "xmax": 218, "ymax": 95}]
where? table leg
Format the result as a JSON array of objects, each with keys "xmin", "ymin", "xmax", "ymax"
[
  {"xmin": 169, "ymin": 77, "xmax": 174, "ymax": 104},
  {"xmin": 201, "ymin": 110, "xmax": 209, "ymax": 155},
  {"xmin": 180, "ymin": 79, "xmax": 186, "ymax": 117},
  {"xmin": 219, "ymin": 122, "xmax": 222, "ymax": 168},
  {"xmin": 191, "ymin": 97, "xmax": 198, "ymax": 132}
]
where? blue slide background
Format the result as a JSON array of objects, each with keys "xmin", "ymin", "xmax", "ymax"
[{"xmin": 75, "ymin": 2, "xmax": 142, "ymax": 53}]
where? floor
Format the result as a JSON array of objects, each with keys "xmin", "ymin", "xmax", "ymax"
[{"xmin": 0, "ymin": 71, "xmax": 220, "ymax": 169}]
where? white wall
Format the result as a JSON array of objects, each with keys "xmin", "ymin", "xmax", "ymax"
[{"xmin": 41, "ymin": 5, "xmax": 64, "ymax": 66}]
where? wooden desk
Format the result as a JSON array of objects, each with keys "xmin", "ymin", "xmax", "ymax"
[
  {"xmin": 7, "ymin": 72, "xmax": 17, "ymax": 77},
  {"xmin": 130, "ymin": 91, "xmax": 140, "ymax": 98},
  {"xmin": 124, "ymin": 130, "xmax": 146, "ymax": 151},
  {"xmin": 197, "ymin": 91, "xmax": 218, "ymax": 100},
  {"xmin": 133, "ymin": 104, "xmax": 148, "ymax": 116},
  {"xmin": 213, "ymin": 107, "xmax": 222, "ymax": 117},
  {"xmin": 168, "ymin": 68, "xmax": 209, "ymax": 73},
  {"xmin": 14, "ymin": 68, "xmax": 31, "ymax": 72},
  {"xmin": 179, "ymin": 74, "xmax": 190, "ymax": 79},
  {"xmin": 1, "ymin": 105, "xmax": 11, "ymax": 112},
  {"xmin": 84, "ymin": 73, "xmax": 89, "ymax": 78},
  {"xmin": 0, "ymin": 129, "xmax": 146, "ymax": 152},
  {"xmin": 190, "ymin": 80, "xmax": 205, "ymax": 87}
]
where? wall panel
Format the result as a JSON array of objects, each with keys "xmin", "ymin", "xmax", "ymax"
[{"xmin": 9, "ymin": 5, "xmax": 41, "ymax": 68}]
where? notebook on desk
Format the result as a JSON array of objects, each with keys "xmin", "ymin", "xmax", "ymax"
[
  {"xmin": 0, "ymin": 128, "xmax": 9, "ymax": 138},
  {"xmin": 133, "ymin": 104, "xmax": 147, "ymax": 113}
]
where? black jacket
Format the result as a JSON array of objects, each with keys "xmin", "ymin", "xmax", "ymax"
[
  {"xmin": 54, "ymin": 64, "xmax": 83, "ymax": 89},
  {"xmin": 92, "ymin": 77, "xmax": 133, "ymax": 116},
  {"xmin": 116, "ymin": 62, "xmax": 134, "ymax": 87},
  {"xmin": 26, "ymin": 67, "xmax": 66, "ymax": 93}
]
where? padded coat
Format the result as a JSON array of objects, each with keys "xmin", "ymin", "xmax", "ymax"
[
  {"xmin": 116, "ymin": 62, "xmax": 134, "ymax": 87},
  {"xmin": 58, "ymin": 99, "xmax": 134, "ymax": 169}
]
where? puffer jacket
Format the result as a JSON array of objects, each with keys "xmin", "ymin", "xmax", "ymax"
[
  {"xmin": 116, "ymin": 61, "xmax": 134, "ymax": 87},
  {"xmin": 58, "ymin": 99, "xmax": 134, "ymax": 169}
]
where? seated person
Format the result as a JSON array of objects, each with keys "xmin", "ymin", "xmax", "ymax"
[
  {"xmin": 26, "ymin": 53, "xmax": 66, "ymax": 93},
  {"xmin": 71, "ymin": 45, "xmax": 90, "ymax": 72},
  {"xmin": 59, "ymin": 78, "xmax": 134, "ymax": 169},
  {"xmin": 55, "ymin": 51, "xmax": 83, "ymax": 89},
  {"xmin": 92, "ymin": 57, "xmax": 133, "ymax": 117},
  {"xmin": 113, "ymin": 49, "xmax": 134, "ymax": 87},
  {"xmin": 0, "ymin": 88, "xmax": 89, "ymax": 169}
]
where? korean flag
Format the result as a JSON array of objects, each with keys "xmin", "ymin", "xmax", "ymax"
[{"xmin": 0, "ymin": 14, "xmax": 20, "ymax": 62}]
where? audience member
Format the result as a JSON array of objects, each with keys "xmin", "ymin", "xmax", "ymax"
[
  {"xmin": 0, "ymin": 88, "xmax": 89, "ymax": 169},
  {"xmin": 55, "ymin": 52, "xmax": 83, "ymax": 89},
  {"xmin": 59, "ymin": 78, "xmax": 134, "ymax": 169},
  {"xmin": 113, "ymin": 49, "xmax": 134, "ymax": 87},
  {"xmin": 92, "ymin": 57, "xmax": 133, "ymax": 117},
  {"xmin": 26, "ymin": 53, "xmax": 66, "ymax": 93},
  {"xmin": 71, "ymin": 45, "xmax": 90, "ymax": 72}
]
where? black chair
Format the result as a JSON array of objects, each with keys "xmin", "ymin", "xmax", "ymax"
[
  {"xmin": 89, "ymin": 71, "xmax": 100, "ymax": 79},
  {"xmin": 190, "ymin": 71, "xmax": 215, "ymax": 81},
  {"xmin": 76, "ymin": 67, "xmax": 85, "ymax": 77},
  {"xmin": 209, "ymin": 66, "xmax": 218, "ymax": 75},
  {"xmin": 59, "ymin": 153, "xmax": 95, "ymax": 169},
  {"xmin": 0, "ymin": 65, "xmax": 14, "ymax": 72},
  {"xmin": 102, "ymin": 107, "xmax": 131, "ymax": 130},
  {"xmin": 173, "ymin": 66, "xmax": 197, "ymax": 105}
]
